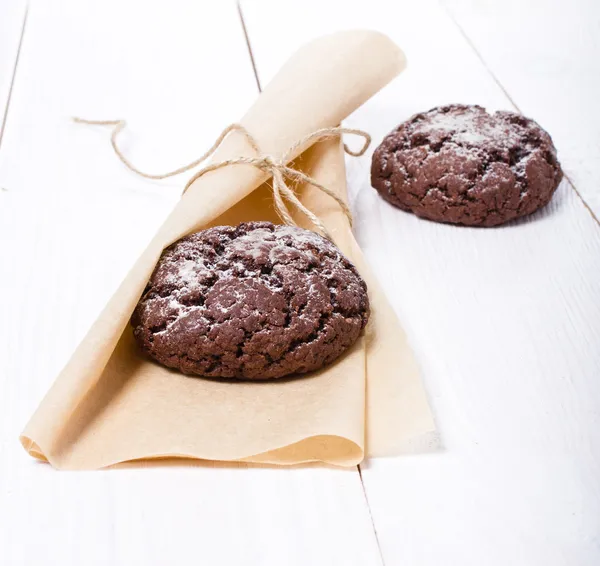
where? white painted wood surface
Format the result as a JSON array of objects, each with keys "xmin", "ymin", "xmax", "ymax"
[
  {"xmin": 240, "ymin": 0, "xmax": 600, "ymax": 564},
  {"xmin": 444, "ymin": 0, "xmax": 600, "ymax": 220},
  {"xmin": 1, "ymin": 0, "xmax": 599, "ymax": 564},
  {"xmin": 0, "ymin": 0, "xmax": 26, "ymax": 145},
  {"xmin": 0, "ymin": 1, "xmax": 381, "ymax": 565}
]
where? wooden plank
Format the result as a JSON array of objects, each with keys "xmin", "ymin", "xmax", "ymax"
[
  {"xmin": 0, "ymin": 0, "xmax": 255, "ymax": 197},
  {"xmin": 0, "ymin": 1, "xmax": 382, "ymax": 565},
  {"xmin": 240, "ymin": 0, "xmax": 600, "ymax": 564},
  {"xmin": 0, "ymin": 0, "xmax": 26, "ymax": 145},
  {"xmin": 443, "ymin": 0, "xmax": 600, "ymax": 221}
]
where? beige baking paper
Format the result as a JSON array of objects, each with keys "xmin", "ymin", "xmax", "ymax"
[{"xmin": 20, "ymin": 30, "xmax": 436, "ymax": 469}]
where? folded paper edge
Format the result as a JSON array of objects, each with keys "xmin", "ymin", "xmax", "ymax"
[{"xmin": 20, "ymin": 433, "xmax": 363, "ymax": 470}]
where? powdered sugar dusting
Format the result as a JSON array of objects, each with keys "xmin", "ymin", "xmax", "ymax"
[
  {"xmin": 418, "ymin": 111, "xmax": 477, "ymax": 133},
  {"xmin": 274, "ymin": 225, "xmax": 332, "ymax": 246},
  {"xmin": 145, "ymin": 223, "xmax": 349, "ymax": 334},
  {"xmin": 230, "ymin": 224, "xmax": 339, "ymax": 267},
  {"xmin": 415, "ymin": 107, "xmax": 520, "ymax": 147},
  {"xmin": 177, "ymin": 259, "xmax": 206, "ymax": 285}
]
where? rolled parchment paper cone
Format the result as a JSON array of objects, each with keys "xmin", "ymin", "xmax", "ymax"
[{"xmin": 20, "ymin": 30, "xmax": 435, "ymax": 469}]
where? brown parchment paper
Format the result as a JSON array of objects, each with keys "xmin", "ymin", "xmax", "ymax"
[{"xmin": 20, "ymin": 30, "xmax": 436, "ymax": 469}]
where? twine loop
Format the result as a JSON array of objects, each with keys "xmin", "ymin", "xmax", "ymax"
[{"xmin": 72, "ymin": 118, "xmax": 371, "ymax": 238}]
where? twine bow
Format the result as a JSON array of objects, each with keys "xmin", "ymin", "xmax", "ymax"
[{"xmin": 72, "ymin": 118, "xmax": 371, "ymax": 238}]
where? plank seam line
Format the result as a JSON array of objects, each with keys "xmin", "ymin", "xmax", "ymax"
[
  {"xmin": 237, "ymin": 2, "xmax": 262, "ymax": 93},
  {"xmin": 0, "ymin": 3, "xmax": 28, "ymax": 156},
  {"xmin": 358, "ymin": 465, "xmax": 387, "ymax": 566},
  {"xmin": 440, "ymin": 0, "xmax": 600, "ymax": 228}
]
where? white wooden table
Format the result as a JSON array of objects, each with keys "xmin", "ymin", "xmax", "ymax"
[{"xmin": 1, "ymin": 0, "xmax": 599, "ymax": 564}]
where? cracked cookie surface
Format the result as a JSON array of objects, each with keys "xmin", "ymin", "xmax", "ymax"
[
  {"xmin": 131, "ymin": 221, "xmax": 369, "ymax": 380},
  {"xmin": 371, "ymin": 104, "xmax": 562, "ymax": 226}
]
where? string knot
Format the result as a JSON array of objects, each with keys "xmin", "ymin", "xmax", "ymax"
[
  {"xmin": 255, "ymin": 155, "xmax": 279, "ymax": 172},
  {"xmin": 72, "ymin": 118, "xmax": 371, "ymax": 239}
]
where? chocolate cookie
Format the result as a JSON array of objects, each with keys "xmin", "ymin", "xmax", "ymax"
[
  {"xmin": 131, "ymin": 222, "xmax": 369, "ymax": 380},
  {"xmin": 371, "ymin": 104, "xmax": 562, "ymax": 226}
]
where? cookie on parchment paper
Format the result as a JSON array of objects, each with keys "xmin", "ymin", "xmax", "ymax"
[{"xmin": 132, "ymin": 222, "xmax": 369, "ymax": 380}]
